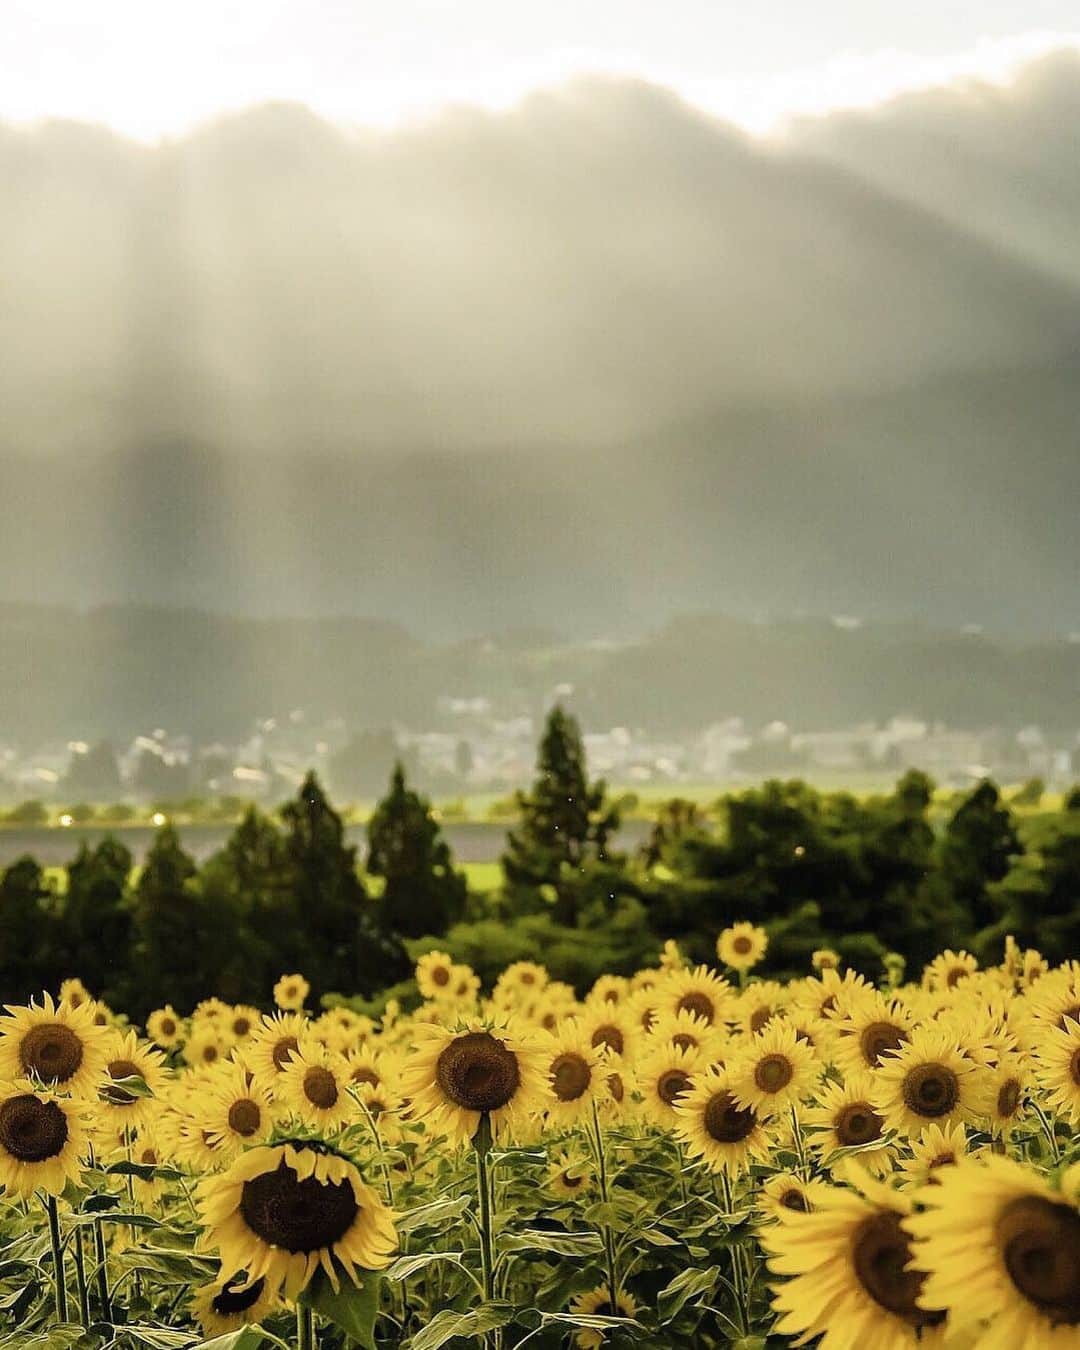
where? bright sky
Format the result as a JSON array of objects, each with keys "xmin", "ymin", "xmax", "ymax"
[{"xmin": 4, "ymin": 0, "xmax": 1080, "ymax": 139}]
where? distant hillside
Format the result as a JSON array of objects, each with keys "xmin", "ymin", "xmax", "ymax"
[{"xmin": 1, "ymin": 605, "xmax": 1077, "ymax": 746}]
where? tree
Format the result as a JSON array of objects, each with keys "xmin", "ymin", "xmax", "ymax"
[
  {"xmin": 502, "ymin": 706, "xmax": 622, "ymax": 925},
  {"xmin": 641, "ymin": 798, "xmax": 706, "ymax": 870},
  {"xmin": 280, "ymin": 773, "xmax": 408, "ymax": 1001},
  {"xmin": 59, "ymin": 837, "xmax": 133, "ymax": 1003},
  {"xmin": 127, "ymin": 825, "xmax": 213, "ymax": 1017},
  {"xmin": 938, "ymin": 780, "xmax": 1022, "ymax": 934},
  {"xmin": 367, "ymin": 764, "xmax": 467, "ymax": 938},
  {"xmin": 0, "ymin": 857, "xmax": 58, "ymax": 1001},
  {"xmin": 328, "ymin": 730, "xmax": 418, "ymax": 800}
]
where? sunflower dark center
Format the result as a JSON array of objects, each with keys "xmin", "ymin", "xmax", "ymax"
[
  {"xmin": 1057, "ymin": 1005, "xmax": 1080, "ymax": 1032},
  {"xmin": 228, "ymin": 1099, "xmax": 262, "ymax": 1136},
  {"xmin": 1070, "ymin": 1048, "xmax": 1080, "ymax": 1088},
  {"xmin": 750, "ymin": 1007, "xmax": 773, "ymax": 1034},
  {"xmin": 140, "ymin": 1147, "xmax": 157, "ymax": 1165},
  {"xmin": 102, "ymin": 1059, "xmax": 141, "ymax": 1106},
  {"xmin": 272, "ymin": 1036, "xmax": 300, "ymax": 1070},
  {"xmin": 996, "ymin": 1197, "xmax": 1080, "ymax": 1325},
  {"xmin": 677, "ymin": 993, "xmax": 714, "ymax": 1025},
  {"xmin": 851, "ymin": 1211, "xmax": 943, "ymax": 1328},
  {"xmin": 202, "ymin": 1045, "xmax": 220, "ymax": 1064},
  {"xmin": 239, "ymin": 1158, "xmax": 359, "ymax": 1253},
  {"xmin": 211, "ymin": 1274, "xmax": 267, "ymax": 1316},
  {"xmin": 160, "ymin": 1018, "xmax": 177, "ymax": 1037},
  {"xmin": 703, "ymin": 1090, "xmax": 756, "ymax": 1143},
  {"xmin": 431, "ymin": 965, "xmax": 450, "ymax": 987},
  {"xmin": 232, "ymin": 1017, "xmax": 251, "ymax": 1037},
  {"xmin": 303, "ymin": 1067, "xmax": 340, "ymax": 1110},
  {"xmin": 732, "ymin": 936, "xmax": 753, "ymax": 955},
  {"xmin": 435, "ymin": 1031, "xmax": 521, "ymax": 1112},
  {"xmin": 607, "ymin": 1072, "xmax": 625, "ymax": 1103},
  {"xmin": 859, "ymin": 1022, "xmax": 908, "ymax": 1068},
  {"xmin": 18, "ymin": 1024, "xmax": 84, "ymax": 1085},
  {"xmin": 901, "ymin": 1063, "xmax": 959, "ymax": 1118},
  {"xmin": 781, "ymin": 1188, "xmax": 809, "ymax": 1211},
  {"xmin": 590, "ymin": 1025, "xmax": 624, "ymax": 1056},
  {"xmin": 945, "ymin": 966, "xmax": 969, "ymax": 988},
  {"xmin": 835, "ymin": 1101, "xmax": 884, "ymax": 1147},
  {"xmin": 561, "ymin": 1170, "xmax": 584, "ymax": 1189},
  {"xmin": 0, "ymin": 1094, "xmax": 69, "ymax": 1162},
  {"xmin": 754, "ymin": 1054, "xmax": 794, "ymax": 1094},
  {"xmin": 551, "ymin": 1052, "xmax": 591, "ymax": 1102},
  {"xmin": 996, "ymin": 1079, "xmax": 1022, "ymax": 1118},
  {"xmin": 351, "ymin": 1066, "xmax": 379, "ymax": 1087},
  {"xmin": 672, "ymin": 1033, "xmax": 697, "ymax": 1053},
  {"xmin": 656, "ymin": 1068, "xmax": 693, "ymax": 1106}
]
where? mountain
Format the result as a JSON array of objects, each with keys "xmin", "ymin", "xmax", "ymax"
[
  {"xmin": 1, "ymin": 605, "xmax": 1078, "ymax": 747},
  {"xmin": 1, "ymin": 55, "xmax": 1079, "ymax": 637}
]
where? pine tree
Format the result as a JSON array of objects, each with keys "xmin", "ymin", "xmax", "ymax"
[
  {"xmin": 502, "ymin": 706, "xmax": 621, "ymax": 925},
  {"xmin": 128, "ymin": 824, "xmax": 208, "ymax": 1018},
  {"xmin": 0, "ymin": 857, "xmax": 57, "ymax": 1001},
  {"xmin": 60, "ymin": 837, "xmax": 133, "ymax": 1003},
  {"xmin": 938, "ymin": 779, "xmax": 1022, "ymax": 933},
  {"xmin": 280, "ymin": 773, "xmax": 408, "ymax": 1001},
  {"xmin": 367, "ymin": 763, "xmax": 467, "ymax": 938}
]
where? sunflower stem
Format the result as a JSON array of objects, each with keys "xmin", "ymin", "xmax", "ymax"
[
  {"xmin": 789, "ymin": 1104, "xmax": 810, "ymax": 1181},
  {"xmin": 93, "ymin": 1215, "xmax": 112, "ymax": 1322},
  {"xmin": 72, "ymin": 1221, "xmax": 91, "ymax": 1327},
  {"xmin": 296, "ymin": 1301, "xmax": 315, "ymax": 1350},
  {"xmin": 589, "ymin": 1101, "xmax": 620, "ymax": 1309},
  {"xmin": 719, "ymin": 1170, "xmax": 747, "ymax": 1335},
  {"xmin": 474, "ymin": 1113, "xmax": 497, "ymax": 1344},
  {"xmin": 43, "ymin": 1194, "xmax": 69, "ymax": 1324}
]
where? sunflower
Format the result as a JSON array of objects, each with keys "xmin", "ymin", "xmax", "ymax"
[
  {"xmin": 342, "ymin": 1044, "xmax": 392, "ymax": 1094},
  {"xmin": 906, "ymin": 1155, "xmax": 1080, "ymax": 1348},
  {"xmin": 191, "ymin": 1271, "xmax": 280, "ymax": 1337},
  {"xmin": 537, "ymin": 1026, "xmax": 606, "ymax": 1129},
  {"xmin": 146, "ymin": 1005, "xmax": 185, "ymax": 1051},
  {"xmin": 831, "ymin": 993, "xmax": 915, "ymax": 1077},
  {"xmin": 898, "ymin": 1121, "xmax": 975, "ymax": 1189},
  {"xmin": 588, "ymin": 975, "xmax": 630, "ymax": 1007},
  {"xmin": 492, "ymin": 961, "xmax": 549, "ymax": 1007},
  {"xmin": 576, "ymin": 1003, "xmax": 638, "ymax": 1063},
  {"xmin": 674, "ymin": 1066, "xmax": 776, "ymax": 1177},
  {"xmin": 0, "ymin": 1080, "xmax": 91, "ymax": 1198},
  {"xmin": 805, "ymin": 1074, "xmax": 893, "ymax": 1176},
  {"xmin": 183, "ymin": 1026, "xmax": 230, "ymax": 1072},
  {"xmin": 448, "ymin": 964, "xmax": 481, "ymax": 1007},
  {"xmin": 416, "ymin": 951, "xmax": 456, "ymax": 1002},
  {"xmin": 758, "ymin": 1171, "xmax": 834, "ymax": 1219},
  {"xmin": 243, "ymin": 1013, "xmax": 308, "ymax": 1091},
  {"xmin": 871, "ymin": 1028, "xmax": 987, "ymax": 1138},
  {"xmin": 98, "ymin": 1030, "xmax": 168, "ymax": 1130},
  {"xmin": 198, "ymin": 1141, "xmax": 396, "ymax": 1300},
  {"xmin": 636, "ymin": 1040, "xmax": 702, "ymax": 1130},
  {"xmin": 924, "ymin": 949, "xmax": 979, "ymax": 993},
  {"xmin": 649, "ymin": 1007, "xmax": 727, "ymax": 1061},
  {"xmin": 762, "ymin": 1173, "xmax": 947, "ymax": 1349},
  {"xmin": 130, "ymin": 1123, "xmax": 171, "ymax": 1202},
  {"xmin": 547, "ymin": 1149, "xmax": 593, "ymax": 1200},
  {"xmin": 0, "ymin": 993, "xmax": 110, "ymax": 1097},
  {"xmin": 273, "ymin": 974, "xmax": 310, "ymax": 1013},
  {"xmin": 202, "ymin": 1063, "xmax": 276, "ymax": 1158},
  {"xmin": 729, "ymin": 1020, "xmax": 819, "ymax": 1115},
  {"xmin": 733, "ymin": 980, "xmax": 787, "ymax": 1038},
  {"xmin": 981, "ymin": 1053, "xmax": 1030, "ymax": 1137},
  {"xmin": 58, "ymin": 978, "xmax": 93, "ymax": 1011},
  {"xmin": 597, "ymin": 1056, "xmax": 632, "ymax": 1124},
  {"xmin": 1024, "ymin": 967, "xmax": 1080, "ymax": 1034},
  {"xmin": 660, "ymin": 965, "xmax": 734, "ymax": 1028},
  {"xmin": 569, "ymin": 1285, "xmax": 639, "ymax": 1348},
  {"xmin": 277, "ymin": 1043, "xmax": 355, "ymax": 1134},
  {"xmin": 1032, "ymin": 1013, "xmax": 1080, "ymax": 1125},
  {"xmin": 224, "ymin": 1005, "xmax": 261, "ymax": 1045},
  {"xmin": 400, "ymin": 1019, "xmax": 550, "ymax": 1146},
  {"xmin": 717, "ymin": 922, "xmax": 768, "ymax": 973},
  {"xmin": 812, "ymin": 949, "xmax": 841, "ymax": 972}
]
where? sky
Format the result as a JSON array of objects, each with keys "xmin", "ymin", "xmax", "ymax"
[{"xmin": 3, "ymin": 0, "xmax": 1080, "ymax": 138}]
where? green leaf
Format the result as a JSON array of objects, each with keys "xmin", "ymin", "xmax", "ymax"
[
  {"xmin": 307, "ymin": 1268, "xmax": 382, "ymax": 1350},
  {"xmin": 114, "ymin": 1328, "xmax": 195, "ymax": 1348},
  {"xmin": 409, "ymin": 1301, "xmax": 514, "ymax": 1350},
  {"xmin": 657, "ymin": 1266, "xmax": 719, "ymax": 1322},
  {"xmin": 396, "ymin": 1195, "xmax": 471, "ymax": 1234},
  {"xmin": 501, "ymin": 1228, "xmax": 603, "ymax": 1257},
  {"xmin": 384, "ymin": 1251, "xmax": 466, "ymax": 1282},
  {"xmin": 191, "ymin": 1332, "xmax": 269, "ymax": 1350}
]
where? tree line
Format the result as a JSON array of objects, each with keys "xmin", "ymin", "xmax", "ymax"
[{"xmin": 0, "ymin": 707, "xmax": 1077, "ymax": 1017}]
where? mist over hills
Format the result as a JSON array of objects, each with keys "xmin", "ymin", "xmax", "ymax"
[
  {"xmin": 2, "ymin": 605, "xmax": 1078, "ymax": 748},
  {"xmin": 2, "ymin": 51, "xmax": 1079, "ymax": 638}
]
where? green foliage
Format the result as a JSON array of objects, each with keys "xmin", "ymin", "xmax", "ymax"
[{"xmin": 366, "ymin": 765, "xmax": 466, "ymax": 938}]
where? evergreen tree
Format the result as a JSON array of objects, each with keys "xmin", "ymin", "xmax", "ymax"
[
  {"xmin": 367, "ymin": 764, "xmax": 467, "ymax": 938},
  {"xmin": 60, "ymin": 837, "xmax": 133, "ymax": 1002},
  {"xmin": 127, "ymin": 825, "xmax": 213, "ymax": 1017},
  {"xmin": 0, "ymin": 857, "xmax": 57, "ymax": 1001},
  {"xmin": 502, "ymin": 706, "xmax": 621, "ymax": 925},
  {"xmin": 280, "ymin": 773, "xmax": 408, "ymax": 1002},
  {"xmin": 938, "ymin": 780, "xmax": 1022, "ymax": 933}
]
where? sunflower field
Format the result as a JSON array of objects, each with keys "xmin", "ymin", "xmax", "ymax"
[{"xmin": 0, "ymin": 930, "xmax": 1077, "ymax": 1350}]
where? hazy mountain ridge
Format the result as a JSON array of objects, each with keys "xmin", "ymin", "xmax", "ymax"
[{"xmin": 2, "ymin": 604, "xmax": 1078, "ymax": 747}]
